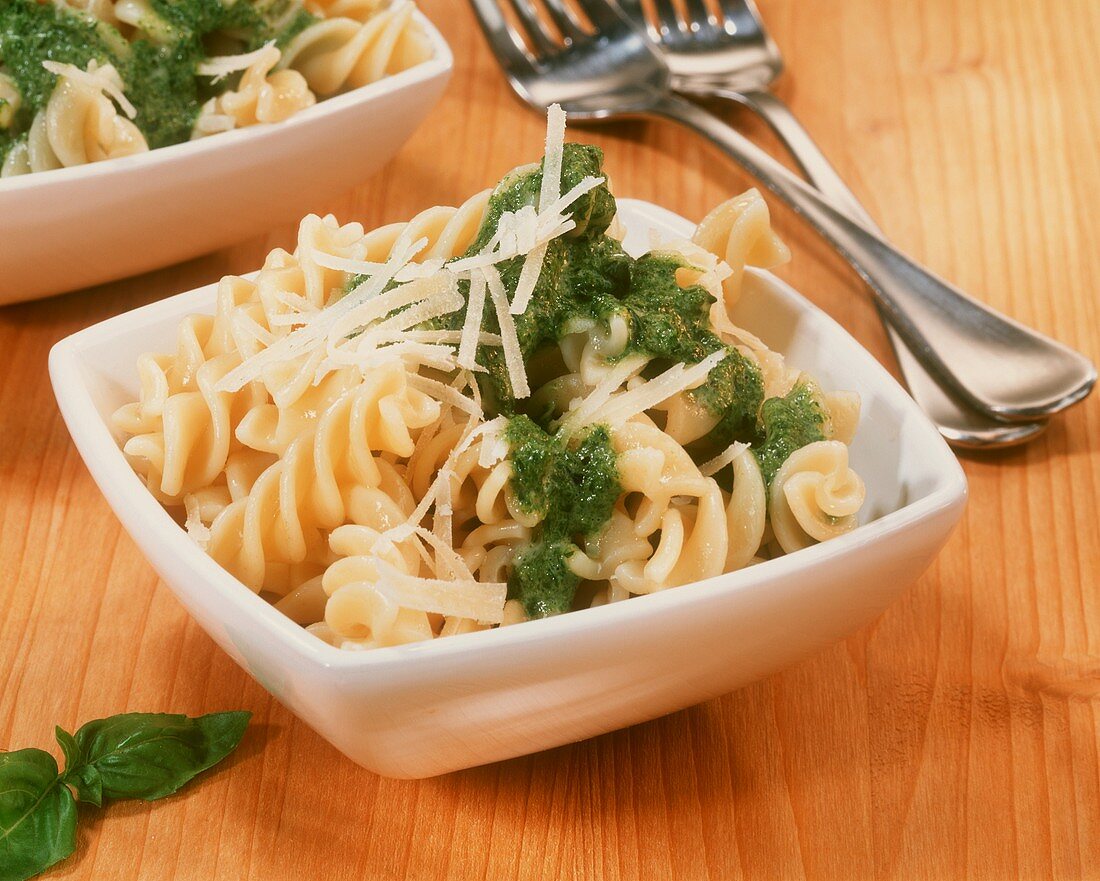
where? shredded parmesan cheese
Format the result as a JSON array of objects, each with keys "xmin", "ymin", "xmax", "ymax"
[
  {"xmin": 477, "ymin": 424, "xmax": 509, "ymax": 469},
  {"xmin": 196, "ymin": 41, "xmax": 277, "ymax": 82},
  {"xmin": 699, "ymin": 442, "xmax": 750, "ymax": 477},
  {"xmin": 409, "ymin": 525, "xmax": 479, "ymax": 583},
  {"xmin": 556, "ymin": 354, "xmax": 648, "ymax": 437},
  {"xmin": 215, "ymin": 236, "xmax": 429, "ymax": 393},
  {"xmin": 540, "ymin": 104, "xmax": 567, "ymax": 207},
  {"xmin": 407, "ymin": 374, "xmax": 483, "ymax": 418},
  {"xmin": 564, "ymin": 350, "xmax": 729, "ymax": 433},
  {"xmin": 456, "ymin": 269, "xmax": 487, "ymax": 370},
  {"xmin": 484, "ymin": 266, "xmax": 530, "ymax": 399},
  {"xmin": 374, "ymin": 561, "xmax": 506, "ymax": 624},
  {"xmin": 42, "ymin": 60, "xmax": 136, "ymax": 119},
  {"xmin": 310, "ymin": 250, "xmax": 446, "ymax": 283},
  {"xmin": 183, "ymin": 495, "xmax": 211, "ymax": 549}
]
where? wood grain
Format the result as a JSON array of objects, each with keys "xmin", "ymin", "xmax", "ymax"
[{"xmin": 2, "ymin": 1, "xmax": 1098, "ymax": 878}]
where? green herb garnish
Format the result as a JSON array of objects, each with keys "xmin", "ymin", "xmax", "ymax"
[
  {"xmin": 505, "ymin": 417, "xmax": 620, "ymax": 618},
  {"xmin": 0, "ymin": 711, "xmax": 250, "ymax": 881},
  {"xmin": 754, "ymin": 381, "xmax": 827, "ymax": 486}
]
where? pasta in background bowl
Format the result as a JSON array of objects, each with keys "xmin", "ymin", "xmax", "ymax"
[
  {"xmin": 0, "ymin": 0, "xmax": 432, "ymax": 175},
  {"xmin": 0, "ymin": 0, "xmax": 450, "ymax": 303},
  {"xmin": 50, "ymin": 118, "xmax": 967, "ymax": 777}
]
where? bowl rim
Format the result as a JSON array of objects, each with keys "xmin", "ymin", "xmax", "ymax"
[
  {"xmin": 49, "ymin": 198, "xmax": 968, "ymax": 673},
  {"xmin": 0, "ymin": 8, "xmax": 452, "ymax": 196}
]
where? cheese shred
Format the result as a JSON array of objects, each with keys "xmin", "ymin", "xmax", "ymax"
[
  {"xmin": 196, "ymin": 42, "xmax": 278, "ymax": 83},
  {"xmin": 42, "ymin": 60, "xmax": 137, "ymax": 119}
]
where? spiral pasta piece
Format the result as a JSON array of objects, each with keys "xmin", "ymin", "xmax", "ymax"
[
  {"xmin": 0, "ymin": 73, "xmax": 20, "ymax": 129},
  {"xmin": 62, "ymin": 0, "xmax": 129, "ymax": 28},
  {"xmin": 360, "ymin": 188, "xmax": 492, "ymax": 263},
  {"xmin": 693, "ymin": 188, "xmax": 791, "ymax": 310},
  {"xmin": 305, "ymin": 0, "xmax": 386, "ymax": 21},
  {"xmin": 769, "ymin": 441, "xmax": 866, "ymax": 554},
  {"xmin": 1, "ymin": 61, "xmax": 147, "ymax": 177},
  {"xmin": 113, "ymin": 310, "xmax": 267, "ymax": 502},
  {"xmin": 320, "ymin": 523, "xmax": 434, "ymax": 648},
  {"xmin": 111, "ymin": 0, "xmax": 172, "ymax": 39},
  {"xmin": 192, "ymin": 45, "xmax": 316, "ymax": 138},
  {"xmin": 203, "ymin": 361, "xmax": 440, "ymax": 592},
  {"xmin": 111, "ymin": 270, "xmax": 290, "ymax": 494},
  {"xmin": 724, "ymin": 445, "xmax": 767, "ymax": 571},
  {"xmin": 569, "ymin": 421, "xmax": 727, "ymax": 595},
  {"xmin": 279, "ymin": 1, "xmax": 433, "ymax": 96},
  {"xmin": 407, "ymin": 420, "xmax": 532, "ymax": 534}
]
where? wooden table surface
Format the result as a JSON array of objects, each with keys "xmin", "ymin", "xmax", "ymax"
[{"xmin": 3, "ymin": 1, "xmax": 1099, "ymax": 878}]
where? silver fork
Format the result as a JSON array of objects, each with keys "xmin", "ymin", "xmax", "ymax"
[
  {"xmin": 467, "ymin": 0, "xmax": 1097, "ymax": 429},
  {"xmin": 619, "ymin": 0, "xmax": 1046, "ymax": 448}
]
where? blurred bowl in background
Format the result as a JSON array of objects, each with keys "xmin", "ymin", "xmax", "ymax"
[{"xmin": 0, "ymin": 10, "xmax": 451, "ymax": 305}]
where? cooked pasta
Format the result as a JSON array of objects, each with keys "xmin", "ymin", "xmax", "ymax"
[
  {"xmin": 191, "ymin": 44, "xmax": 315, "ymax": 138},
  {"xmin": 1, "ymin": 60, "xmax": 147, "ymax": 175},
  {"xmin": 278, "ymin": 0, "xmax": 433, "ymax": 96},
  {"xmin": 0, "ymin": 0, "xmax": 431, "ymax": 177},
  {"xmin": 114, "ymin": 107, "xmax": 868, "ymax": 651}
]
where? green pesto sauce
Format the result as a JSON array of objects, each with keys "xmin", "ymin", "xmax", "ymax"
[
  {"xmin": 619, "ymin": 254, "xmax": 764, "ymax": 453},
  {"xmin": 0, "ymin": 0, "xmax": 317, "ymax": 162},
  {"xmin": 435, "ymin": 144, "xmax": 626, "ymax": 413},
  {"xmin": 374, "ymin": 145, "xmax": 826, "ymax": 607},
  {"xmin": 754, "ymin": 381, "xmax": 826, "ymax": 486},
  {"xmin": 504, "ymin": 417, "xmax": 620, "ymax": 619},
  {"xmin": 438, "ymin": 146, "xmax": 765, "ymax": 451}
]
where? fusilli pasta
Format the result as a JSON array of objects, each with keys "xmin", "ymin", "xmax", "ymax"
[
  {"xmin": 0, "ymin": 0, "xmax": 432, "ymax": 177},
  {"xmin": 114, "ymin": 109, "xmax": 869, "ymax": 651},
  {"xmin": 192, "ymin": 44, "xmax": 315, "ymax": 138},
  {"xmin": 279, "ymin": 1, "xmax": 432, "ymax": 96}
]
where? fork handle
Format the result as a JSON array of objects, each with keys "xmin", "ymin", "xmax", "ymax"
[
  {"xmin": 728, "ymin": 90, "xmax": 875, "ymax": 224},
  {"xmin": 721, "ymin": 89, "xmax": 1048, "ymax": 446},
  {"xmin": 648, "ymin": 92, "xmax": 1096, "ymax": 421}
]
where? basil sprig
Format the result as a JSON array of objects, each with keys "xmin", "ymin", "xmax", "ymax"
[{"xmin": 0, "ymin": 711, "xmax": 250, "ymax": 881}]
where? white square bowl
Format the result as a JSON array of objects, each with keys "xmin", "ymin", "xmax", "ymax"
[
  {"xmin": 49, "ymin": 198, "xmax": 967, "ymax": 779},
  {"xmin": 0, "ymin": 11, "xmax": 451, "ymax": 305}
]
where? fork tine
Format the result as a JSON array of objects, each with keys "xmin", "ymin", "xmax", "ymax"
[
  {"xmin": 505, "ymin": 0, "xmax": 560, "ymax": 56},
  {"xmin": 570, "ymin": 0, "xmax": 628, "ymax": 31},
  {"xmin": 541, "ymin": 0, "xmax": 588, "ymax": 43},
  {"xmin": 468, "ymin": 0, "xmax": 540, "ymax": 72},
  {"xmin": 616, "ymin": 0, "xmax": 660, "ymax": 41},
  {"xmin": 715, "ymin": 0, "xmax": 758, "ymax": 34},
  {"xmin": 651, "ymin": 0, "xmax": 683, "ymax": 37},
  {"xmin": 682, "ymin": 0, "xmax": 715, "ymax": 30}
]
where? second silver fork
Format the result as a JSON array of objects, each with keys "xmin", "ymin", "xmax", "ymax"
[
  {"xmin": 619, "ymin": 0, "xmax": 1046, "ymax": 447},
  {"xmin": 469, "ymin": 0, "xmax": 1096, "ymax": 429}
]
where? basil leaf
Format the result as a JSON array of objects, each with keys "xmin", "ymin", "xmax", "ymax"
[
  {"xmin": 68, "ymin": 711, "xmax": 250, "ymax": 803},
  {"xmin": 55, "ymin": 727, "xmax": 103, "ymax": 807},
  {"xmin": 0, "ymin": 749, "xmax": 77, "ymax": 881},
  {"xmin": 53, "ymin": 729, "xmax": 79, "ymax": 774},
  {"xmin": 65, "ymin": 765, "xmax": 102, "ymax": 809}
]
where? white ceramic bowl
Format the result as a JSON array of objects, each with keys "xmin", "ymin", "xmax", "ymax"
[
  {"xmin": 50, "ymin": 199, "xmax": 967, "ymax": 778},
  {"xmin": 0, "ymin": 11, "xmax": 451, "ymax": 305}
]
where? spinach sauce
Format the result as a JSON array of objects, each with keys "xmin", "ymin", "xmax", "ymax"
[
  {"xmin": 0, "ymin": 0, "xmax": 315, "ymax": 163},
  {"xmin": 504, "ymin": 417, "xmax": 619, "ymax": 618},
  {"xmin": 753, "ymin": 381, "xmax": 826, "ymax": 486},
  {"xmin": 450, "ymin": 144, "xmax": 828, "ymax": 617}
]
